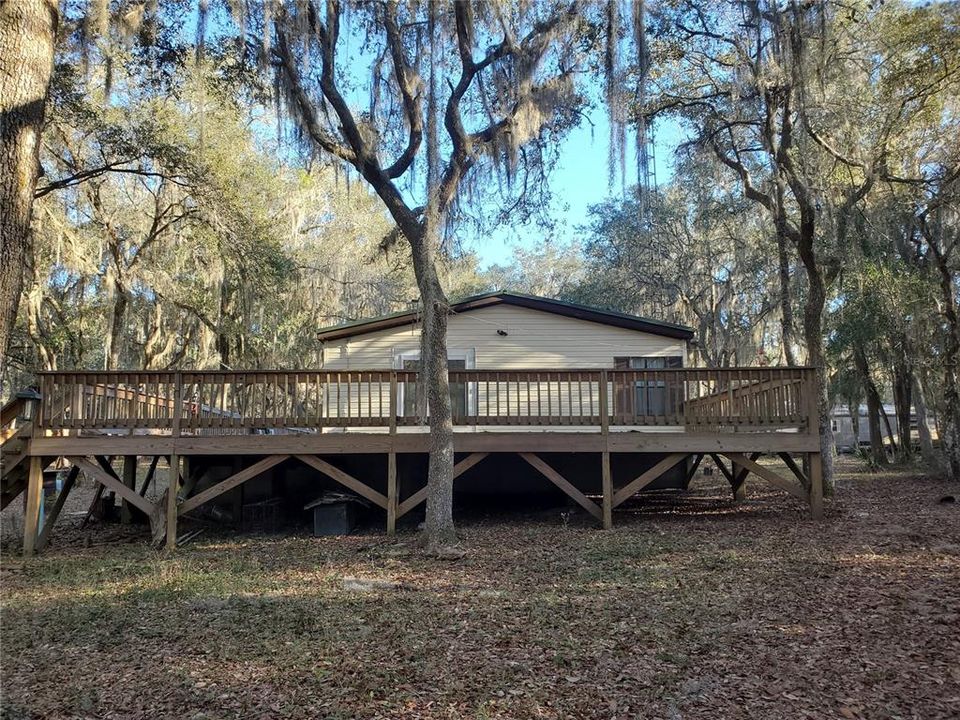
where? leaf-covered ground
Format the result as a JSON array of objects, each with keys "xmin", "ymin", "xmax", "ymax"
[{"xmin": 2, "ymin": 458, "xmax": 959, "ymax": 719}]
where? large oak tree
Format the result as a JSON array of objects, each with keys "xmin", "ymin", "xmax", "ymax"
[
  {"xmin": 0, "ymin": 0, "xmax": 59, "ymax": 377},
  {"xmin": 229, "ymin": 0, "xmax": 625, "ymax": 551}
]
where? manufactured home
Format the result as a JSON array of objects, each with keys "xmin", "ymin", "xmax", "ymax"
[
  {"xmin": 317, "ymin": 292, "xmax": 692, "ymax": 425},
  {"xmin": 3, "ymin": 292, "xmax": 825, "ymax": 554}
]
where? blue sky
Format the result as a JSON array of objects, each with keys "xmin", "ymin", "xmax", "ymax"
[
  {"xmin": 190, "ymin": 4, "xmax": 687, "ymax": 271},
  {"xmin": 468, "ymin": 114, "xmax": 682, "ymax": 268}
]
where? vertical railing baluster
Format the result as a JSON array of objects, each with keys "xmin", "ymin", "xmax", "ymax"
[
  {"xmin": 599, "ymin": 369, "xmax": 609, "ymax": 436},
  {"xmin": 525, "ymin": 373, "xmax": 531, "ymax": 419},
  {"xmin": 549, "ymin": 371, "xmax": 554, "ymax": 422},
  {"xmin": 172, "ymin": 371, "xmax": 183, "ymax": 438},
  {"xmin": 577, "ymin": 372, "xmax": 583, "ymax": 423}
]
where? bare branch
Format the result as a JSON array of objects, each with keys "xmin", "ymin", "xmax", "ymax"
[{"xmin": 34, "ymin": 163, "xmax": 191, "ymax": 198}]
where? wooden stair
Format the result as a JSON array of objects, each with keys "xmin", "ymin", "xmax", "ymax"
[
  {"xmin": 2, "ymin": 439, "xmax": 29, "ymax": 510},
  {"xmin": 1, "ymin": 392, "xmax": 38, "ymax": 510}
]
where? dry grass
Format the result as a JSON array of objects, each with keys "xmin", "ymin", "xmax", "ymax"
[{"xmin": 1, "ymin": 458, "xmax": 958, "ymax": 719}]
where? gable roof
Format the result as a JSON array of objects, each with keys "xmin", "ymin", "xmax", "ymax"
[{"xmin": 317, "ymin": 292, "xmax": 694, "ymax": 342}]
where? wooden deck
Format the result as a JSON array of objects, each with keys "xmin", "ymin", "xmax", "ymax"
[{"xmin": 2, "ymin": 367, "xmax": 824, "ymax": 554}]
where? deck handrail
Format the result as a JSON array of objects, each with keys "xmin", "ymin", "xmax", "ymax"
[
  {"xmin": 35, "ymin": 367, "xmax": 818, "ymax": 435},
  {"xmin": 35, "ymin": 366, "xmax": 818, "ymax": 376}
]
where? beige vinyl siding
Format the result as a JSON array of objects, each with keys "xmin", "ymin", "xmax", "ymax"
[
  {"xmin": 318, "ymin": 305, "xmax": 686, "ymax": 422},
  {"xmin": 322, "ymin": 304, "xmax": 686, "ymax": 370}
]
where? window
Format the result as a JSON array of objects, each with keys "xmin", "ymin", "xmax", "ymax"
[
  {"xmin": 613, "ymin": 356, "xmax": 683, "ymax": 418},
  {"xmin": 395, "ymin": 351, "xmax": 474, "ymax": 418}
]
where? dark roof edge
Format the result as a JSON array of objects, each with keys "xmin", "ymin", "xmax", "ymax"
[{"xmin": 316, "ymin": 292, "xmax": 695, "ymax": 342}]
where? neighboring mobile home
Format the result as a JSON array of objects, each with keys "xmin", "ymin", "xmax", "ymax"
[{"xmin": 831, "ymin": 403, "xmax": 937, "ymax": 453}]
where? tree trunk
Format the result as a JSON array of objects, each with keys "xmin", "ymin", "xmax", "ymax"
[
  {"xmin": 410, "ymin": 221, "xmax": 456, "ymax": 552},
  {"xmin": 848, "ymin": 396, "xmax": 860, "ymax": 455},
  {"xmin": 933, "ymin": 245, "xmax": 960, "ymax": 480},
  {"xmin": 0, "ymin": 0, "xmax": 58, "ymax": 376},
  {"xmin": 775, "ymin": 224, "xmax": 797, "ymax": 366},
  {"xmin": 866, "ymin": 393, "xmax": 885, "ymax": 464},
  {"xmin": 797, "ymin": 231, "xmax": 835, "ymax": 493},
  {"xmin": 105, "ymin": 279, "xmax": 128, "ymax": 370},
  {"xmin": 913, "ymin": 372, "xmax": 939, "ymax": 468},
  {"xmin": 879, "ymin": 403, "xmax": 897, "ymax": 457},
  {"xmin": 854, "ymin": 346, "xmax": 887, "ymax": 465},
  {"xmin": 891, "ymin": 357, "xmax": 913, "ymax": 461},
  {"xmin": 25, "ymin": 264, "xmax": 54, "ymax": 370},
  {"xmin": 217, "ymin": 280, "xmax": 234, "ymax": 369}
]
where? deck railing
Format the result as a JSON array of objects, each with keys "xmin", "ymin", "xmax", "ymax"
[{"xmin": 35, "ymin": 367, "xmax": 817, "ymax": 435}]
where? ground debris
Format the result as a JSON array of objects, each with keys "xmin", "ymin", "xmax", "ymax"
[
  {"xmin": 1, "ymin": 458, "xmax": 958, "ymax": 719},
  {"xmin": 341, "ymin": 575, "xmax": 406, "ymax": 592}
]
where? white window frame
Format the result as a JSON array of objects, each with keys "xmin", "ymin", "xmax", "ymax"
[{"xmin": 393, "ymin": 349, "xmax": 476, "ymax": 417}]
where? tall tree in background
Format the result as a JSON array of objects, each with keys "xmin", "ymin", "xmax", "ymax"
[
  {"xmin": 227, "ymin": 0, "xmax": 620, "ymax": 552},
  {"xmin": 0, "ymin": 0, "xmax": 59, "ymax": 376},
  {"xmin": 576, "ymin": 160, "xmax": 783, "ymax": 367},
  {"xmin": 649, "ymin": 0, "xmax": 959, "ymax": 489}
]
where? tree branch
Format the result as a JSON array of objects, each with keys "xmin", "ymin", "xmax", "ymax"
[
  {"xmin": 382, "ymin": 0, "xmax": 423, "ymax": 179},
  {"xmin": 273, "ymin": 24, "xmax": 357, "ymax": 164},
  {"xmin": 34, "ymin": 164, "xmax": 190, "ymax": 198}
]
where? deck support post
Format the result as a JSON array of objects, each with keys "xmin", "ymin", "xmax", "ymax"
[
  {"xmin": 730, "ymin": 458, "xmax": 745, "ymax": 502},
  {"xmin": 600, "ymin": 372, "xmax": 612, "ymax": 529},
  {"xmin": 36, "ymin": 464, "xmax": 80, "ymax": 551},
  {"xmin": 808, "ymin": 452, "xmax": 823, "ymax": 520},
  {"xmin": 166, "ymin": 453, "xmax": 179, "ymax": 550},
  {"xmin": 387, "ymin": 452, "xmax": 397, "ymax": 535},
  {"xmin": 387, "ymin": 371, "xmax": 398, "ymax": 534},
  {"xmin": 732, "ymin": 454, "xmax": 761, "ymax": 502},
  {"xmin": 684, "ymin": 454, "xmax": 704, "ymax": 487},
  {"xmin": 22, "ymin": 457, "xmax": 43, "ymax": 556},
  {"xmin": 139, "ymin": 456, "xmax": 160, "ymax": 497},
  {"xmin": 121, "ymin": 455, "xmax": 136, "ymax": 524},
  {"xmin": 732, "ymin": 482, "xmax": 747, "ymax": 502},
  {"xmin": 601, "ymin": 451, "xmax": 612, "ymax": 530}
]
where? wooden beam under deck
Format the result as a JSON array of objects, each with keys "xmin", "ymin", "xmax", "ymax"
[
  {"xmin": 396, "ymin": 452, "xmax": 490, "ymax": 519},
  {"xmin": 293, "ymin": 454, "xmax": 388, "ymax": 510},
  {"xmin": 68, "ymin": 456, "xmax": 156, "ymax": 516},
  {"xmin": 28, "ymin": 430, "xmax": 821, "ymax": 457},
  {"xmin": 719, "ymin": 452, "xmax": 808, "ymax": 503},
  {"xmin": 178, "ymin": 455, "xmax": 290, "ymax": 515},
  {"xmin": 612, "ymin": 453, "xmax": 690, "ymax": 508},
  {"xmin": 36, "ymin": 465, "xmax": 80, "ymax": 551},
  {"xmin": 519, "ymin": 453, "xmax": 603, "ymax": 523}
]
